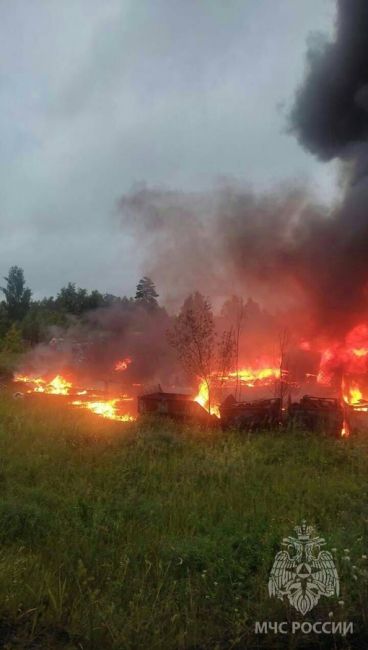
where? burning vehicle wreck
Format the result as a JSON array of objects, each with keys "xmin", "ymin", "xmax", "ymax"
[
  {"xmin": 137, "ymin": 390, "xmax": 216, "ymax": 425},
  {"xmin": 218, "ymin": 394, "xmax": 345, "ymax": 436},
  {"xmin": 287, "ymin": 396, "xmax": 344, "ymax": 438},
  {"xmin": 219, "ymin": 395, "xmax": 282, "ymax": 431}
]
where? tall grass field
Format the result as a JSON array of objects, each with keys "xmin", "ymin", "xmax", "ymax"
[{"xmin": 0, "ymin": 389, "xmax": 367, "ymax": 649}]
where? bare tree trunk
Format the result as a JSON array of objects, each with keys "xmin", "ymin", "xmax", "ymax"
[
  {"xmin": 277, "ymin": 328, "xmax": 290, "ymax": 408},
  {"xmin": 235, "ymin": 300, "xmax": 244, "ymax": 401},
  {"xmin": 235, "ymin": 326, "xmax": 240, "ymax": 401},
  {"xmin": 205, "ymin": 378, "xmax": 211, "ymax": 414}
]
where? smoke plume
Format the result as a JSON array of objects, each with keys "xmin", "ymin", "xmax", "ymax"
[{"xmin": 120, "ymin": 1, "xmax": 368, "ymax": 337}]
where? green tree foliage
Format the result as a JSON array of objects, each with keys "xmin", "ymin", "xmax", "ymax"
[
  {"xmin": 20, "ymin": 309, "xmax": 43, "ymax": 345},
  {"xmin": 135, "ymin": 277, "xmax": 159, "ymax": 309},
  {"xmin": 20, "ymin": 305, "xmax": 67, "ymax": 345},
  {"xmin": 1, "ymin": 266, "xmax": 31, "ymax": 321},
  {"xmin": 0, "ymin": 268, "xmax": 163, "ymax": 350},
  {"xmin": 0, "ymin": 303, "xmax": 9, "ymax": 339},
  {"xmin": 56, "ymin": 283, "xmax": 105, "ymax": 315},
  {"xmin": 2, "ymin": 323, "xmax": 24, "ymax": 353}
]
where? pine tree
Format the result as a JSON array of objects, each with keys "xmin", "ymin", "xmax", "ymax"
[
  {"xmin": 1, "ymin": 266, "xmax": 31, "ymax": 322},
  {"xmin": 135, "ymin": 277, "xmax": 159, "ymax": 309}
]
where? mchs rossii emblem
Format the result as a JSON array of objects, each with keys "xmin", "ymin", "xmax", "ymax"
[{"xmin": 268, "ymin": 522, "xmax": 339, "ymax": 615}]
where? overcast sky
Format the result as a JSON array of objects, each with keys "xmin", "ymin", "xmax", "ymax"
[{"xmin": 0, "ymin": 0, "xmax": 337, "ymax": 299}]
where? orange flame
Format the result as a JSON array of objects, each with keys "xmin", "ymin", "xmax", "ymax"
[
  {"xmin": 343, "ymin": 381, "xmax": 363, "ymax": 405},
  {"xmin": 114, "ymin": 357, "xmax": 132, "ymax": 372},
  {"xmin": 317, "ymin": 324, "xmax": 368, "ymax": 427},
  {"xmin": 72, "ymin": 399, "xmax": 134, "ymax": 422},
  {"xmin": 341, "ymin": 419, "xmax": 350, "ymax": 437},
  {"xmin": 194, "ymin": 361, "xmax": 280, "ymax": 417},
  {"xmin": 194, "ymin": 380, "xmax": 220, "ymax": 417},
  {"xmin": 229, "ymin": 366, "xmax": 280, "ymax": 387},
  {"xmin": 14, "ymin": 374, "xmax": 72, "ymax": 395},
  {"xmin": 318, "ymin": 324, "xmax": 368, "ymax": 386},
  {"xmin": 14, "ymin": 373, "xmax": 135, "ymax": 422}
]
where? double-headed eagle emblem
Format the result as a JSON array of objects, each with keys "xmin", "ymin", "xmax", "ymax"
[{"xmin": 268, "ymin": 522, "xmax": 339, "ymax": 615}]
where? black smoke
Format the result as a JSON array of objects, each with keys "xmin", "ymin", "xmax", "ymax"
[
  {"xmin": 290, "ymin": 0, "xmax": 368, "ymax": 164},
  {"xmin": 288, "ymin": 0, "xmax": 368, "ymax": 331}
]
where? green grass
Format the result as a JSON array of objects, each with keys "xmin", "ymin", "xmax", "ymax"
[{"xmin": 0, "ymin": 390, "xmax": 367, "ymax": 649}]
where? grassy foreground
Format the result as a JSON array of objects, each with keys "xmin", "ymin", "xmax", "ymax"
[{"xmin": 0, "ymin": 392, "xmax": 367, "ymax": 649}]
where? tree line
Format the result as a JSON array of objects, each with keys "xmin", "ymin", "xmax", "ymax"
[{"xmin": 0, "ymin": 267, "xmax": 160, "ymax": 351}]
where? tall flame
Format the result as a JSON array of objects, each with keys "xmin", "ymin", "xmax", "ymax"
[{"xmin": 194, "ymin": 380, "xmax": 220, "ymax": 417}]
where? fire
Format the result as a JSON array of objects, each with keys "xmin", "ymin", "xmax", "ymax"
[
  {"xmin": 341, "ymin": 376, "xmax": 368, "ymax": 417},
  {"xmin": 315, "ymin": 325, "xmax": 368, "ymax": 433},
  {"xmin": 194, "ymin": 380, "xmax": 220, "ymax": 417},
  {"xmin": 343, "ymin": 380, "xmax": 363, "ymax": 405},
  {"xmin": 114, "ymin": 357, "xmax": 132, "ymax": 372},
  {"xmin": 14, "ymin": 374, "xmax": 47, "ymax": 391},
  {"xmin": 14, "ymin": 322, "xmax": 368, "ymax": 435},
  {"xmin": 229, "ymin": 365, "xmax": 280, "ymax": 387},
  {"xmin": 341, "ymin": 420, "xmax": 349, "ymax": 437},
  {"xmin": 14, "ymin": 373, "xmax": 72, "ymax": 395},
  {"xmin": 318, "ymin": 324, "xmax": 368, "ymax": 386},
  {"xmin": 194, "ymin": 361, "xmax": 280, "ymax": 417},
  {"xmin": 317, "ymin": 324, "xmax": 368, "ymax": 419},
  {"xmin": 352, "ymin": 348, "xmax": 368, "ymax": 358},
  {"xmin": 72, "ymin": 399, "xmax": 134, "ymax": 422},
  {"xmin": 14, "ymin": 373, "xmax": 136, "ymax": 423},
  {"xmin": 46, "ymin": 375, "xmax": 72, "ymax": 395}
]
